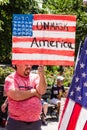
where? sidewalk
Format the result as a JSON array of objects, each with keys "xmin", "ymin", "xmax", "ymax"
[{"xmin": 42, "ymin": 119, "xmax": 58, "ymax": 130}]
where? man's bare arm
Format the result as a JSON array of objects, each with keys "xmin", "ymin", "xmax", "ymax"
[
  {"xmin": 36, "ymin": 66, "xmax": 47, "ymax": 95},
  {"xmin": 7, "ymin": 88, "xmax": 41, "ymax": 101}
]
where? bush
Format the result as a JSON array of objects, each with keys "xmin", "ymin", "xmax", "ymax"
[
  {"xmin": 45, "ymin": 66, "xmax": 74, "ymax": 87},
  {"xmin": 0, "ymin": 65, "xmax": 15, "ymax": 84}
]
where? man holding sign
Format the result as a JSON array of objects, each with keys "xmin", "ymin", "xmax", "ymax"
[
  {"xmin": 4, "ymin": 65, "xmax": 47, "ymax": 130},
  {"xmin": 4, "ymin": 14, "xmax": 76, "ymax": 130}
]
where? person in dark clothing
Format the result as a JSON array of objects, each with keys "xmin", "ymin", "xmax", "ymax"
[
  {"xmin": 49, "ymin": 76, "xmax": 65, "ymax": 115},
  {"xmin": 51, "ymin": 85, "xmax": 65, "ymax": 99}
]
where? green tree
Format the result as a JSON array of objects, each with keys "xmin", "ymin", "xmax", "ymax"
[{"xmin": 0, "ymin": 0, "xmax": 9, "ymax": 31}]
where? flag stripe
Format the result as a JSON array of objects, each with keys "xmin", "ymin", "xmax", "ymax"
[
  {"xmin": 83, "ymin": 121, "xmax": 87, "ymax": 130},
  {"xmin": 12, "ymin": 48, "xmax": 74, "ymax": 56},
  {"xmin": 75, "ymin": 107, "xmax": 87, "ymax": 130},
  {"xmin": 34, "ymin": 14, "xmax": 76, "ymax": 21},
  {"xmin": 67, "ymin": 103, "xmax": 81, "ymax": 130},
  {"xmin": 33, "ymin": 31, "xmax": 75, "ymax": 38},
  {"xmin": 12, "ymin": 60, "xmax": 74, "ymax": 66},
  {"xmin": 58, "ymin": 98, "xmax": 69, "ymax": 129},
  {"xmin": 59, "ymin": 99, "xmax": 75, "ymax": 130},
  {"xmin": 12, "ymin": 53, "xmax": 74, "ymax": 61},
  {"xmin": 12, "ymin": 41, "xmax": 75, "ymax": 51},
  {"xmin": 12, "ymin": 37, "xmax": 75, "ymax": 43}
]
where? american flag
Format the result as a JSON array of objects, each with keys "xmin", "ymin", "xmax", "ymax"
[
  {"xmin": 12, "ymin": 14, "xmax": 76, "ymax": 65},
  {"xmin": 58, "ymin": 37, "xmax": 87, "ymax": 130}
]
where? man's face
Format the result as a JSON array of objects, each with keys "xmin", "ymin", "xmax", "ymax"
[{"xmin": 16, "ymin": 65, "xmax": 32, "ymax": 77}]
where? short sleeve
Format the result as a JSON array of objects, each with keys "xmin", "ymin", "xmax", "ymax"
[{"xmin": 4, "ymin": 75, "xmax": 18, "ymax": 94}]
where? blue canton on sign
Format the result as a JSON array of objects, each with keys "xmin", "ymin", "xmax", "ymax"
[
  {"xmin": 12, "ymin": 14, "xmax": 33, "ymax": 36},
  {"xmin": 68, "ymin": 37, "xmax": 87, "ymax": 109}
]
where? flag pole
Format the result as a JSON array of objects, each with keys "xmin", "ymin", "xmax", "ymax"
[{"xmin": 74, "ymin": 41, "xmax": 83, "ymax": 70}]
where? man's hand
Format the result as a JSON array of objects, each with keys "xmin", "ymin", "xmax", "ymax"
[
  {"xmin": 31, "ymin": 89, "xmax": 41, "ymax": 98},
  {"xmin": 36, "ymin": 65, "xmax": 47, "ymax": 95},
  {"xmin": 31, "ymin": 89, "xmax": 41, "ymax": 99},
  {"xmin": 38, "ymin": 65, "xmax": 45, "ymax": 76},
  {"xmin": 1, "ymin": 103, "xmax": 7, "ymax": 113}
]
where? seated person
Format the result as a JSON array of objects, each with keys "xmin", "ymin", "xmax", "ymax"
[
  {"xmin": 41, "ymin": 99, "xmax": 48, "ymax": 125},
  {"xmin": 49, "ymin": 76, "xmax": 66, "ymax": 115}
]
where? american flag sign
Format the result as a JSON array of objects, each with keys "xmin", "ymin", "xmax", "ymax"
[
  {"xmin": 12, "ymin": 14, "xmax": 76, "ymax": 65},
  {"xmin": 58, "ymin": 37, "xmax": 87, "ymax": 130}
]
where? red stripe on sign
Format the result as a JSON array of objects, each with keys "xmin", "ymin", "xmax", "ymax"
[
  {"xmin": 12, "ymin": 37, "xmax": 75, "ymax": 44},
  {"xmin": 12, "ymin": 48, "xmax": 74, "ymax": 56},
  {"xmin": 34, "ymin": 14, "xmax": 76, "ymax": 21},
  {"xmin": 67, "ymin": 103, "xmax": 81, "ymax": 130},
  {"xmin": 12, "ymin": 37, "xmax": 33, "ymax": 42},
  {"xmin": 33, "ymin": 25, "xmax": 76, "ymax": 32},
  {"xmin": 12, "ymin": 60, "xmax": 74, "ymax": 66}
]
